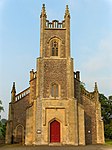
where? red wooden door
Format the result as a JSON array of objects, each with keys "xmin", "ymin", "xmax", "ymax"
[{"xmin": 50, "ymin": 120, "xmax": 60, "ymax": 143}]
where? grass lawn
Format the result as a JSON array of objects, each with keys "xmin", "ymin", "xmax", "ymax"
[{"xmin": 105, "ymin": 139, "xmax": 112, "ymax": 145}]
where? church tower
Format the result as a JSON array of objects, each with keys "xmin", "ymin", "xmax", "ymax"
[
  {"xmin": 25, "ymin": 4, "xmax": 85, "ymax": 145},
  {"xmin": 6, "ymin": 4, "xmax": 104, "ymax": 146}
]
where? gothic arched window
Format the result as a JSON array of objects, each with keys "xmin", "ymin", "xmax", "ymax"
[
  {"xmin": 51, "ymin": 40, "xmax": 58, "ymax": 56},
  {"xmin": 51, "ymin": 83, "xmax": 59, "ymax": 98}
]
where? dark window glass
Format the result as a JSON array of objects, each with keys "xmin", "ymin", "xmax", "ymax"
[{"xmin": 51, "ymin": 40, "xmax": 58, "ymax": 56}]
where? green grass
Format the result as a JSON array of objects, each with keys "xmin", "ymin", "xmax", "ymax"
[{"xmin": 105, "ymin": 139, "xmax": 112, "ymax": 145}]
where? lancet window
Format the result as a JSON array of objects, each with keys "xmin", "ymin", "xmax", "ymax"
[
  {"xmin": 51, "ymin": 40, "xmax": 58, "ymax": 56},
  {"xmin": 51, "ymin": 83, "xmax": 59, "ymax": 98}
]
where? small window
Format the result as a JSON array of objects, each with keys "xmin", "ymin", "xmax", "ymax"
[
  {"xmin": 51, "ymin": 83, "xmax": 59, "ymax": 98},
  {"xmin": 51, "ymin": 40, "xmax": 58, "ymax": 56}
]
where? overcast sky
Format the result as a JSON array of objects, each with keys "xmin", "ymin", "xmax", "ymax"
[{"xmin": 0, "ymin": 0, "xmax": 112, "ymax": 119}]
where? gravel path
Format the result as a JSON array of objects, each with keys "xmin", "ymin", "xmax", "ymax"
[{"xmin": 0, "ymin": 144, "xmax": 112, "ymax": 150}]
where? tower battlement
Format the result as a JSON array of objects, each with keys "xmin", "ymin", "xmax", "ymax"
[{"xmin": 46, "ymin": 20, "xmax": 65, "ymax": 29}]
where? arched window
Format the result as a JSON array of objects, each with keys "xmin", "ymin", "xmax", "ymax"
[
  {"xmin": 51, "ymin": 83, "xmax": 59, "ymax": 98},
  {"xmin": 51, "ymin": 40, "xmax": 58, "ymax": 56}
]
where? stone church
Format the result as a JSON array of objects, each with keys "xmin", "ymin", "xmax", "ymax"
[{"xmin": 6, "ymin": 4, "xmax": 104, "ymax": 145}]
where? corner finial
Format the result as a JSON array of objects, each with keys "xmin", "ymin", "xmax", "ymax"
[
  {"xmin": 40, "ymin": 4, "xmax": 47, "ymax": 18},
  {"xmin": 66, "ymin": 5, "xmax": 69, "ymax": 10},
  {"xmin": 11, "ymin": 82, "xmax": 16, "ymax": 93},
  {"xmin": 94, "ymin": 82, "xmax": 98, "ymax": 93},
  {"xmin": 64, "ymin": 5, "xmax": 70, "ymax": 18},
  {"xmin": 43, "ymin": 4, "xmax": 45, "ymax": 8},
  {"xmin": 11, "ymin": 82, "xmax": 16, "ymax": 102},
  {"xmin": 13, "ymin": 82, "xmax": 15, "ymax": 87}
]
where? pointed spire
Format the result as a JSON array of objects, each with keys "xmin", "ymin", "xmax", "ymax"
[
  {"xmin": 64, "ymin": 5, "xmax": 70, "ymax": 18},
  {"xmin": 94, "ymin": 82, "xmax": 98, "ymax": 93},
  {"xmin": 40, "ymin": 4, "xmax": 47, "ymax": 18},
  {"xmin": 11, "ymin": 82, "xmax": 16, "ymax": 102},
  {"xmin": 11, "ymin": 82, "xmax": 16, "ymax": 93}
]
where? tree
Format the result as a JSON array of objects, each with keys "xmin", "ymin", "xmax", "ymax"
[
  {"xmin": 0, "ymin": 100, "xmax": 5, "ymax": 139},
  {"xmin": 109, "ymin": 96, "xmax": 112, "ymax": 101},
  {"xmin": 99, "ymin": 94, "xmax": 112, "ymax": 139},
  {"xmin": 0, "ymin": 119, "xmax": 7, "ymax": 138},
  {"xmin": 0, "ymin": 100, "xmax": 4, "ymax": 119}
]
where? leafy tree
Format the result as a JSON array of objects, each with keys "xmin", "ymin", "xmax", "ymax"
[
  {"xmin": 109, "ymin": 96, "xmax": 112, "ymax": 101},
  {"xmin": 0, "ymin": 100, "xmax": 5, "ymax": 139},
  {"xmin": 0, "ymin": 119, "xmax": 7, "ymax": 138},
  {"xmin": 80, "ymin": 81, "xmax": 86, "ymax": 89},
  {"xmin": 0, "ymin": 100, "xmax": 4, "ymax": 119},
  {"xmin": 99, "ymin": 94, "xmax": 112, "ymax": 139},
  {"xmin": 105, "ymin": 123, "xmax": 112, "ymax": 139}
]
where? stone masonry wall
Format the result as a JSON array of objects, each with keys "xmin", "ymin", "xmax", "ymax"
[
  {"xmin": 30, "ymin": 78, "xmax": 36, "ymax": 103},
  {"xmin": 12, "ymin": 94, "xmax": 29, "ymax": 131},
  {"xmin": 82, "ymin": 94, "xmax": 97, "ymax": 144},
  {"xmin": 44, "ymin": 29, "xmax": 66, "ymax": 58},
  {"xmin": 43, "ymin": 59, "xmax": 67, "ymax": 98}
]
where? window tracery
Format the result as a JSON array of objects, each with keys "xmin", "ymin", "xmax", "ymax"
[{"xmin": 51, "ymin": 40, "xmax": 58, "ymax": 56}]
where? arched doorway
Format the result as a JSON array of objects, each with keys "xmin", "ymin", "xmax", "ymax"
[
  {"xmin": 50, "ymin": 120, "xmax": 60, "ymax": 143},
  {"xmin": 15, "ymin": 124, "xmax": 24, "ymax": 144}
]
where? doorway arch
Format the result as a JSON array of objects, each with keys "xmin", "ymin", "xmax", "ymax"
[
  {"xmin": 15, "ymin": 124, "xmax": 24, "ymax": 144},
  {"xmin": 50, "ymin": 120, "xmax": 60, "ymax": 143}
]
